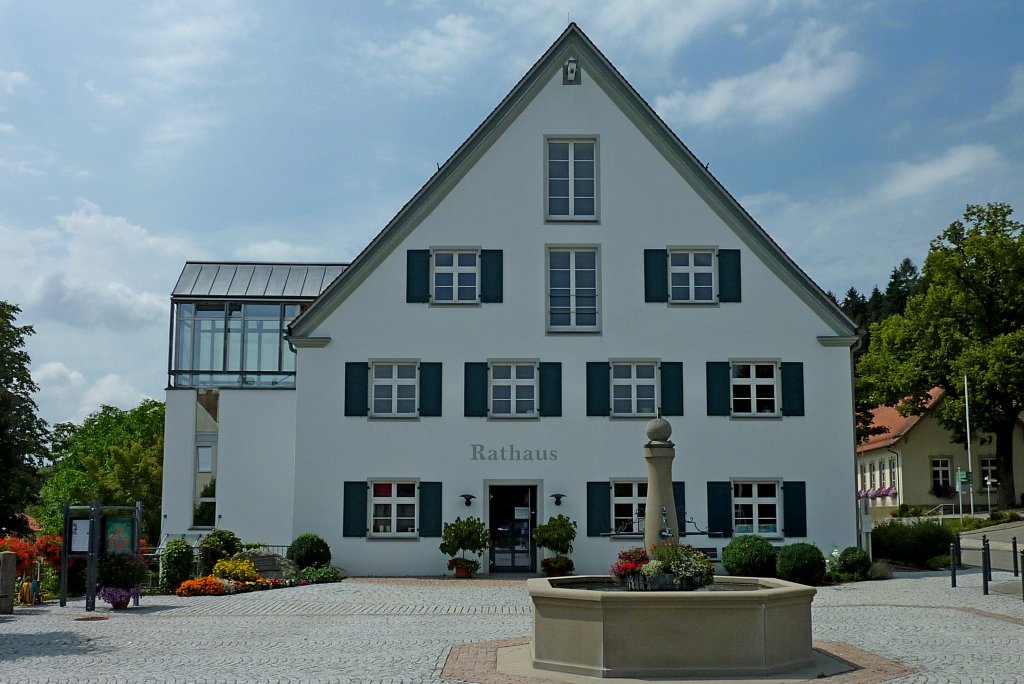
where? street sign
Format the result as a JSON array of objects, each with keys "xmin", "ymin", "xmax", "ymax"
[{"xmin": 957, "ymin": 471, "xmax": 973, "ymax": 485}]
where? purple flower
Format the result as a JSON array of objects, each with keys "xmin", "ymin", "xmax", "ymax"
[{"xmin": 98, "ymin": 585, "xmax": 141, "ymax": 606}]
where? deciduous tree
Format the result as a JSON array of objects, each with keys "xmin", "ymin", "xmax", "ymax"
[
  {"xmin": 0, "ymin": 301, "xmax": 47, "ymax": 536},
  {"xmin": 859, "ymin": 203, "xmax": 1024, "ymax": 506}
]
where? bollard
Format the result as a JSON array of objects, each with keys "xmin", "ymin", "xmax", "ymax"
[
  {"xmin": 950, "ymin": 542, "xmax": 957, "ymax": 588},
  {"xmin": 955, "ymin": 533, "xmax": 962, "ymax": 567},
  {"xmin": 1020, "ymin": 551, "xmax": 1024, "ymax": 603},
  {"xmin": 1013, "ymin": 537, "xmax": 1019, "ymax": 577},
  {"xmin": 986, "ymin": 537, "xmax": 993, "ymax": 581},
  {"xmin": 0, "ymin": 551, "xmax": 15, "ymax": 615},
  {"xmin": 982, "ymin": 536, "xmax": 989, "ymax": 593}
]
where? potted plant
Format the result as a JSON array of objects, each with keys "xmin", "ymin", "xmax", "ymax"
[
  {"xmin": 649, "ymin": 542, "xmax": 715, "ymax": 590},
  {"xmin": 439, "ymin": 516, "xmax": 490, "ymax": 578},
  {"xmin": 97, "ymin": 553, "xmax": 149, "ymax": 609},
  {"xmin": 532, "ymin": 514, "xmax": 577, "ymax": 576}
]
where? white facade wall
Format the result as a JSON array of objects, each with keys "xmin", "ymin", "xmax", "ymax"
[
  {"xmin": 291, "ymin": 67, "xmax": 856, "ymax": 575},
  {"xmin": 161, "ymin": 388, "xmax": 296, "ymax": 546}
]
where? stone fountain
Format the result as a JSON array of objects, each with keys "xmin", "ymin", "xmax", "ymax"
[{"xmin": 527, "ymin": 418, "xmax": 816, "ymax": 678}]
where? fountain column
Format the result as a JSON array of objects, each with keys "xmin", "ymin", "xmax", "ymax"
[{"xmin": 643, "ymin": 417, "xmax": 678, "ymax": 551}]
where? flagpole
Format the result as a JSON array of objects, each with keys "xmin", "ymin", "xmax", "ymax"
[{"xmin": 965, "ymin": 375, "xmax": 975, "ymax": 517}]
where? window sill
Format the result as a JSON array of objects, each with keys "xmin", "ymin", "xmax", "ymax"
[
  {"xmin": 667, "ymin": 300, "xmax": 719, "ymax": 306},
  {"xmin": 546, "ymin": 329, "xmax": 602, "ymax": 335},
  {"xmin": 609, "ymin": 414, "xmax": 658, "ymax": 420},
  {"xmin": 368, "ymin": 415, "xmax": 421, "ymax": 421},
  {"xmin": 544, "ymin": 217, "xmax": 600, "ymax": 224},
  {"xmin": 729, "ymin": 413, "xmax": 782, "ymax": 420},
  {"xmin": 487, "ymin": 415, "xmax": 540, "ymax": 421},
  {"xmin": 366, "ymin": 535, "xmax": 420, "ymax": 541},
  {"xmin": 429, "ymin": 301, "xmax": 482, "ymax": 307}
]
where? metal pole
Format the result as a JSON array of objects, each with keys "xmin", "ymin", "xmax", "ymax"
[
  {"xmin": 85, "ymin": 501, "xmax": 101, "ymax": 612},
  {"xmin": 965, "ymin": 375, "xmax": 975, "ymax": 517},
  {"xmin": 1013, "ymin": 537, "xmax": 1019, "ymax": 577},
  {"xmin": 955, "ymin": 533, "xmax": 962, "ymax": 567},
  {"xmin": 987, "ymin": 536, "xmax": 993, "ymax": 581},
  {"xmin": 950, "ymin": 542, "xmax": 957, "ymax": 587},
  {"xmin": 1020, "ymin": 551, "xmax": 1024, "ymax": 603},
  {"xmin": 59, "ymin": 502, "xmax": 69, "ymax": 607},
  {"xmin": 982, "ymin": 537, "xmax": 989, "ymax": 595}
]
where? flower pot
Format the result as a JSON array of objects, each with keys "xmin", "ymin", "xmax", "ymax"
[
  {"xmin": 454, "ymin": 565, "xmax": 473, "ymax": 579},
  {"xmin": 110, "ymin": 599, "xmax": 130, "ymax": 610}
]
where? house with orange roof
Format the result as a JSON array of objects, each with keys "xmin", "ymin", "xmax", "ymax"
[{"xmin": 856, "ymin": 389, "xmax": 1024, "ymax": 524}]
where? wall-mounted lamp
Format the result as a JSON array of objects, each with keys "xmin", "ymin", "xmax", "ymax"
[
  {"xmin": 460, "ymin": 494, "xmax": 477, "ymax": 507},
  {"xmin": 550, "ymin": 493, "xmax": 566, "ymax": 506},
  {"xmin": 565, "ymin": 58, "xmax": 578, "ymax": 82}
]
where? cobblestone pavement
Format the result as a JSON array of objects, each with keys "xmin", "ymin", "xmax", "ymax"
[{"xmin": 2, "ymin": 570, "xmax": 1023, "ymax": 683}]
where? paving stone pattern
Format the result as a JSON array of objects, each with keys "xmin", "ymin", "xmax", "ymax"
[{"xmin": 1, "ymin": 569, "xmax": 1023, "ymax": 683}]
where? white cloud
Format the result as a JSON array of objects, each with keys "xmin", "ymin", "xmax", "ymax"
[
  {"xmin": 876, "ymin": 144, "xmax": 1002, "ymax": 202},
  {"xmin": 34, "ymin": 362, "xmax": 87, "ymax": 401},
  {"xmin": 0, "ymin": 69, "xmax": 29, "ymax": 93},
  {"xmin": 81, "ymin": 374, "xmax": 149, "ymax": 415},
  {"xmin": 988, "ymin": 64, "xmax": 1024, "ymax": 121},
  {"xmin": 235, "ymin": 240, "xmax": 322, "ymax": 262},
  {"xmin": 0, "ymin": 122, "xmax": 15, "ymax": 134},
  {"xmin": 655, "ymin": 22, "xmax": 861, "ymax": 127},
  {"xmin": 84, "ymin": 80, "xmax": 126, "ymax": 108},
  {"xmin": 146, "ymin": 107, "xmax": 222, "ymax": 150},
  {"xmin": 738, "ymin": 144, "xmax": 1016, "ymax": 295},
  {"xmin": 337, "ymin": 14, "xmax": 490, "ymax": 93}
]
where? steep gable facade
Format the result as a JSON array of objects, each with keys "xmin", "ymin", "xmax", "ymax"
[{"xmin": 162, "ymin": 25, "xmax": 858, "ymax": 575}]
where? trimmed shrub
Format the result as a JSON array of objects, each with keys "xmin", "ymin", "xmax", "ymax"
[
  {"xmin": 161, "ymin": 539, "xmax": 195, "ymax": 593},
  {"xmin": 199, "ymin": 530, "xmax": 242, "ymax": 575},
  {"xmin": 722, "ymin": 535, "xmax": 777, "ymax": 577},
  {"xmin": 867, "ymin": 560, "xmax": 893, "ymax": 580},
  {"xmin": 925, "ymin": 554, "xmax": 951, "ymax": 570},
  {"xmin": 776, "ymin": 543, "xmax": 826, "ymax": 586},
  {"xmin": 295, "ymin": 565, "xmax": 345, "ymax": 584},
  {"xmin": 287, "ymin": 533, "xmax": 332, "ymax": 569},
  {"xmin": 836, "ymin": 547, "xmax": 871, "ymax": 579},
  {"xmin": 872, "ymin": 519, "xmax": 953, "ymax": 567}
]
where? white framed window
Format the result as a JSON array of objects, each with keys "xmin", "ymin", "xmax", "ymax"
[
  {"xmin": 869, "ymin": 463, "xmax": 877, "ymax": 489},
  {"xmin": 371, "ymin": 362, "xmax": 418, "ymax": 417},
  {"xmin": 981, "ymin": 458, "xmax": 998, "ymax": 491},
  {"xmin": 730, "ymin": 362, "xmax": 779, "ymax": 416},
  {"xmin": 611, "ymin": 362, "xmax": 657, "ymax": 416},
  {"xmin": 859, "ymin": 464, "xmax": 867, "ymax": 489},
  {"xmin": 669, "ymin": 250, "xmax": 715, "ymax": 303},
  {"xmin": 732, "ymin": 481, "xmax": 780, "ymax": 536},
  {"xmin": 546, "ymin": 138, "xmax": 596, "ymax": 220},
  {"xmin": 369, "ymin": 481, "xmax": 417, "ymax": 537},
  {"xmin": 193, "ymin": 441, "xmax": 217, "ymax": 528},
  {"xmin": 889, "ymin": 460, "xmax": 896, "ymax": 489},
  {"xmin": 490, "ymin": 362, "xmax": 537, "ymax": 417},
  {"xmin": 931, "ymin": 458, "xmax": 951, "ymax": 489},
  {"xmin": 548, "ymin": 247, "xmax": 599, "ymax": 331},
  {"xmin": 612, "ymin": 480, "xmax": 647, "ymax": 534},
  {"xmin": 432, "ymin": 249, "xmax": 479, "ymax": 303}
]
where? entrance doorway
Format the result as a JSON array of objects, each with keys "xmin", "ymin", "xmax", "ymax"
[{"xmin": 488, "ymin": 485, "xmax": 536, "ymax": 572}]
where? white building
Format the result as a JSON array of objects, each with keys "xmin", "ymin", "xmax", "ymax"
[{"xmin": 162, "ymin": 24, "xmax": 859, "ymax": 575}]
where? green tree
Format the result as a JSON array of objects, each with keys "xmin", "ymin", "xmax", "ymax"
[
  {"xmin": 858, "ymin": 203, "xmax": 1024, "ymax": 507},
  {"xmin": 0, "ymin": 301, "xmax": 47, "ymax": 535},
  {"xmin": 37, "ymin": 400, "xmax": 165, "ymax": 539}
]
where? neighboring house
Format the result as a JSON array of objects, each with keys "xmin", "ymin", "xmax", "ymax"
[
  {"xmin": 856, "ymin": 389, "xmax": 1024, "ymax": 524},
  {"xmin": 162, "ymin": 25, "xmax": 859, "ymax": 575}
]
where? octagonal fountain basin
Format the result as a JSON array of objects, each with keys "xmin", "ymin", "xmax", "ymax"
[{"xmin": 528, "ymin": 575, "xmax": 815, "ymax": 679}]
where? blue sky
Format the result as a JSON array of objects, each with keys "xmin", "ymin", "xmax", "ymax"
[{"xmin": 2, "ymin": 1, "xmax": 1022, "ymax": 425}]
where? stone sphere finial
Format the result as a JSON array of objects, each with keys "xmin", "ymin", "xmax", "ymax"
[{"xmin": 645, "ymin": 417, "xmax": 672, "ymax": 442}]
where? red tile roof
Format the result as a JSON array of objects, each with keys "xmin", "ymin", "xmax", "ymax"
[{"xmin": 856, "ymin": 388, "xmax": 943, "ymax": 453}]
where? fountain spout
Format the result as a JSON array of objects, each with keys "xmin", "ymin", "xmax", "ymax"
[{"xmin": 643, "ymin": 418, "xmax": 679, "ymax": 550}]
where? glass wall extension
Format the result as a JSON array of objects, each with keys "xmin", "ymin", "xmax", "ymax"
[{"xmin": 171, "ymin": 301, "xmax": 300, "ymax": 388}]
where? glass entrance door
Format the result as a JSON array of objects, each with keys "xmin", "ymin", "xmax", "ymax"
[{"xmin": 488, "ymin": 485, "xmax": 536, "ymax": 572}]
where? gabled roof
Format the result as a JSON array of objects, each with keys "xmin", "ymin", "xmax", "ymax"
[
  {"xmin": 173, "ymin": 262, "xmax": 347, "ymax": 300},
  {"xmin": 857, "ymin": 388, "xmax": 944, "ymax": 454},
  {"xmin": 289, "ymin": 23, "xmax": 857, "ymax": 340}
]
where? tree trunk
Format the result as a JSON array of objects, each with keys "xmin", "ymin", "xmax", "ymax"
[{"xmin": 995, "ymin": 417, "xmax": 1017, "ymax": 508}]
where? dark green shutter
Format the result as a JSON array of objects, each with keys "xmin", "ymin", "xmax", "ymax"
[
  {"xmin": 406, "ymin": 250, "xmax": 430, "ymax": 303},
  {"xmin": 718, "ymin": 249, "xmax": 741, "ymax": 303},
  {"xmin": 780, "ymin": 362, "xmax": 805, "ymax": 416},
  {"xmin": 344, "ymin": 362, "xmax": 369, "ymax": 416},
  {"xmin": 706, "ymin": 362, "xmax": 731, "ymax": 416},
  {"xmin": 660, "ymin": 362, "xmax": 684, "ymax": 416},
  {"xmin": 419, "ymin": 362, "xmax": 442, "ymax": 417},
  {"xmin": 418, "ymin": 482, "xmax": 443, "ymax": 537},
  {"xmin": 343, "ymin": 481, "xmax": 368, "ymax": 537},
  {"xmin": 707, "ymin": 481, "xmax": 733, "ymax": 538},
  {"xmin": 783, "ymin": 481, "xmax": 807, "ymax": 537},
  {"xmin": 464, "ymin": 362, "xmax": 488, "ymax": 417},
  {"xmin": 539, "ymin": 362, "xmax": 562, "ymax": 417},
  {"xmin": 672, "ymin": 481, "xmax": 686, "ymax": 529},
  {"xmin": 586, "ymin": 362, "xmax": 610, "ymax": 416},
  {"xmin": 587, "ymin": 481, "xmax": 612, "ymax": 537},
  {"xmin": 480, "ymin": 250, "xmax": 503, "ymax": 303},
  {"xmin": 644, "ymin": 249, "xmax": 668, "ymax": 302}
]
